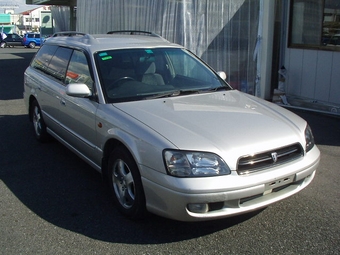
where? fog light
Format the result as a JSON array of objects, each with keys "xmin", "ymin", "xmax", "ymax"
[{"xmin": 187, "ymin": 203, "xmax": 209, "ymax": 213}]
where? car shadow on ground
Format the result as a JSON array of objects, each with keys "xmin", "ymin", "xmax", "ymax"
[{"xmin": 0, "ymin": 114, "xmax": 263, "ymax": 244}]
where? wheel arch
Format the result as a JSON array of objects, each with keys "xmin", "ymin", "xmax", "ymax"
[
  {"xmin": 28, "ymin": 95, "xmax": 38, "ymax": 122},
  {"xmin": 29, "ymin": 41, "xmax": 36, "ymax": 48},
  {"xmin": 101, "ymin": 125, "xmax": 147, "ymax": 176},
  {"xmin": 101, "ymin": 138, "xmax": 138, "ymax": 181},
  {"xmin": 105, "ymin": 138, "xmax": 147, "ymax": 219}
]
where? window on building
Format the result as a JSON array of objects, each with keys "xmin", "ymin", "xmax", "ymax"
[
  {"xmin": 289, "ymin": 0, "xmax": 340, "ymax": 51},
  {"xmin": 35, "ymin": 18, "xmax": 40, "ymax": 22}
]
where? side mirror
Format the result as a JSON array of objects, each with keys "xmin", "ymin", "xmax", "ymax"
[
  {"xmin": 217, "ymin": 71, "xmax": 227, "ymax": 80},
  {"xmin": 66, "ymin": 83, "xmax": 92, "ymax": 98}
]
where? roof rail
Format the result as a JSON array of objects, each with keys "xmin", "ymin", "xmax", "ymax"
[
  {"xmin": 107, "ymin": 30, "xmax": 165, "ymax": 39},
  {"xmin": 51, "ymin": 31, "xmax": 87, "ymax": 37}
]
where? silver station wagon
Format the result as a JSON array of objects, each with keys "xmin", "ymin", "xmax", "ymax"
[{"xmin": 23, "ymin": 31, "xmax": 320, "ymax": 221}]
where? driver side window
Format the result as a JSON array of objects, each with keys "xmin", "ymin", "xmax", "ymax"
[{"xmin": 66, "ymin": 50, "xmax": 94, "ymax": 90}]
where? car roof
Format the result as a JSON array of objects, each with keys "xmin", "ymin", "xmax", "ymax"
[{"xmin": 44, "ymin": 31, "xmax": 183, "ymax": 54}]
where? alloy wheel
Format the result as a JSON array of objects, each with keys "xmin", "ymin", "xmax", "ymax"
[{"xmin": 112, "ymin": 159, "xmax": 135, "ymax": 209}]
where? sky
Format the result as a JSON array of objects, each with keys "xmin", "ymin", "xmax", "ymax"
[{"xmin": 0, "ymin": 0, "xmax": 41, "ymax": 14}]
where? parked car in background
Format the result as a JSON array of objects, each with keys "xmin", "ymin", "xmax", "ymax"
[
  {"xmin": 322, "ymin": 32, "xmax": 340, "ymax": 46},
  {"xmin": 0, "ymin": 33, "xmax": 22, "ymax": 48},
  {"xmin": 23, "ymin": 31, "xmax": 320, "ymax": 222},
  {"xmin": 22, "ymin": 33, "xmax": 41, "ymax": 48}
]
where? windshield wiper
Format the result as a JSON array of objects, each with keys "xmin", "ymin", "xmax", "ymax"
[
  {"xmin": 206, "ymin": 86, "xmax": 230, "ymax": 92},
  {"xmin": 144, "ymin": 87, "xmax": 222, "ymax": 100},
  {"xmin": 144, "ymin": 90, "xmax": 181, "ymax": 100}
]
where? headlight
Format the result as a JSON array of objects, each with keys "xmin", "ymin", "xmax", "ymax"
[
  {"xmin": 163, "ymin": 150, "xmax": 231, "ymax": 177},
  {"xmin": 305, "ymin": 125, "xmax": 315, "ymax": 152}
]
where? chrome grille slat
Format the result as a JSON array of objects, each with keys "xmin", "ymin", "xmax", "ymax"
[
  {"xmin": 238, "ymin": 155, "xmax": 272, "ymax": 166},
  {"xmin": 237, "ymin": 143, "xmax": 303, "ymax": 175}
]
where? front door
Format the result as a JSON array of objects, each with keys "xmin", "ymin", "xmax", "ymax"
[{"xmin": 57, "ymin": 50, "xmax": 100, "ymax": 166}]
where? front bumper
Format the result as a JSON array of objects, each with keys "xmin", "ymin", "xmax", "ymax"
[{"xmin": 141, "ymin": 146, "xmax": 320, "ymax": 222}]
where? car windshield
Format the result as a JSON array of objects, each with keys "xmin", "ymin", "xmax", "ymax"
[{"xmin": 95, "ymin": 48, "xmax": 231, "ymax": 103}]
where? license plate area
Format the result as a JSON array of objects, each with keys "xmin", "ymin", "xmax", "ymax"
[{"xmin": 263, "ymin": 175, "xmax": 295, "ymax": 195}]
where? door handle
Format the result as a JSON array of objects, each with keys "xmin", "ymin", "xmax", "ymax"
[{"xmin": 60, "ymin": 99, "xmax": 66, "ymax": 106}]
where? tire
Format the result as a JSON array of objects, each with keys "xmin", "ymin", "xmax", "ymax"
[
  {"xmin": 28, "ymin": 42, "xmax": 36, "ymax": 49},
  {"xmin": 31, "ymin": 100, "xmax": 49, "ymax": 142},
  {"xmin": 108, "ymin": 147, "xmax": 147, "ymax": 219}
]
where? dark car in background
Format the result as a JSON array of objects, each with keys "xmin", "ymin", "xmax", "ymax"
[
  {"xmin": 0, "ymin": 33, "xmax": 22, "ymax": 48},
  {"xmin": 22, "ymin": 33, "xmax": 41, "ymax": 48},
  {"xmin": 322, "ymin": 33, "xmax": 340, "ymax": 46}
]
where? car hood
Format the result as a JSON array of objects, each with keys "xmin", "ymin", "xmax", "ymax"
[{"xmin": 114, "ymin": 90, "xmax": 306, "ymax": 168}]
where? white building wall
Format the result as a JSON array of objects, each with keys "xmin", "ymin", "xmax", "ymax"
[
  {"xmin": 281, "ymin": 0, "xmax": 340, "ymax": 114},
  {"xmin": 21, "ymin": 6, "xmax": 51, "ymax": 32},
  {"xmin": 22, "ymin": 10, "xmax": 40, "ymax": 30},
  {"xmin": 285, "ymin": 41, "xmax": 340, "ymax": 107}
]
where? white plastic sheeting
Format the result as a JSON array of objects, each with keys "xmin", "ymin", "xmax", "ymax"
[
  {"xmin": 75, "ymin": 0, "xmax": 259, "ymax": 94},
  {"xmin": 51, "ymin": 6, "xmax": 70, "ymax": 31},
  {"xmin": 253, "ymin": 0, "xmax": 263, "ymax": 97}
]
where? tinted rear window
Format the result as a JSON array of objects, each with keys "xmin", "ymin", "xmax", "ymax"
[
  {"xmin": 31, "ymin": 45, "xmax": 74, "ymax": 82},
  {"xmin": 28, "ymin": 34, "xmax": 40, "ymax": 38},
  {"xmin": 31, "ymin": 45, "xmax": 58, "ymax": 73},
  {"xmin": 48, "ymin": 47, "xmax": 73, "ymax": 81}
]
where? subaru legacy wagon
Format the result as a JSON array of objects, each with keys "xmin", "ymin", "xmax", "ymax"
[{"xmin": 23, "ymin": 31, "xmax": 320, "ymax": 221}]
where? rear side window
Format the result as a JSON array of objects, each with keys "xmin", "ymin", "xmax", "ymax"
[
  {"xmin": 31, "ymin": 45, "xmax": 72, "ymax": 82},
  {"xmin": 27, "ymin": 34, "xmax": 40, "ymax": 38},
  {"xmin": 31, "ymin": 44, "xmax": 58, "ymax": 73},
  {"xmin": 47, "ymin": 47, "xmax": 73, "ymax": 81}
]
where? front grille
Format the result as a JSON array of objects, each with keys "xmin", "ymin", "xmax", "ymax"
[{"xmin": 237, "ymin": 143, "xmax": 303, "ymax": 175}]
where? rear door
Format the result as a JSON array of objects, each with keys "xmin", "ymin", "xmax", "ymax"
[
  {"xmin": 34, "ymin": 34, "xmax": 41, "ymax": 46},
  {"xmin": 6, "ymin": 34, "xmax": 22, "ymax": 46},
  {"xmin": 27, "ymin": 45, "xmax": 64, "ymax": 131},
  {"xmin": 12, "ymin": 33, "xmax": 22, "ymax": 46}
]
